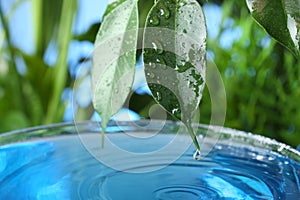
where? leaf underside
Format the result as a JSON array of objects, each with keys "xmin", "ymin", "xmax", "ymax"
[{"xmin": 92, "ymin": 0, "xmax": 139, "ymax": 130}]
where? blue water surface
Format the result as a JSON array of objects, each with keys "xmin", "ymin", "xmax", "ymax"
[{"xmin": 0, "ymin": 134, "xmax": 299, "ymax": 200}]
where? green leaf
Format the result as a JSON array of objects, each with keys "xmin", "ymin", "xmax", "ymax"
[
  {"xmin": 143, "ymin": 0, "xmax": 206, "ymax": 152},
  {"xmin": 92, "ymin": 0, "xmax": 139, "ymax": 131},
  {"xmin": 104, "ymin": 0, "xmax": 126, "ymax": 17},
  {"xmin": 246, "ymin": 0, "xmax": 300, "ymax": 57},
  {"xmin": 74, "ymin": 22, "xmax": 101, "ymax": 43}
]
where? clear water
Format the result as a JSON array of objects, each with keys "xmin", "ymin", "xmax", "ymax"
[{"xmin": 0, "ymin": 132, "xmax": 300, "ymax": 200}]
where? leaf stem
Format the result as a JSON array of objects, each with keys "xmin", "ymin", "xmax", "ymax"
[{"xmin": 185, "ymin": 122, "xmax": 201, "ymax": 152}]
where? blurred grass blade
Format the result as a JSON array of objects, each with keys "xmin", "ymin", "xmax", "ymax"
[
  {"xmin": 92, "ymin": 0, "xmax": 139, "ymax": 131},
  {"xmin": 45, "ymin": 0, "xmax": 77, "ymax": 124},
  {"xmin": 143, "ymin": 0, "xmax": 206, "ymax": 151},
  {"xmin": 246, "ymin": 0, "xmax": 300, "ymax": 57},
  {"xmin": 32, "ymin": 0, "xmax": 63, "ymax": 56}
]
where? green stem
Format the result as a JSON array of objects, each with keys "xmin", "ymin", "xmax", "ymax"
[
  {"xmin": 45, "ymin": 0, "xmax": 77, "ymax": 123},
  {"xmin": 185, "ymin": 122, "xmax": 201, "ymax": 152}
]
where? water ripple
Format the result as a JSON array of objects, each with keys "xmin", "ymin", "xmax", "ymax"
[{"xmin": 154, "ymin": 185, "xmax": 220, "ymax": 200}]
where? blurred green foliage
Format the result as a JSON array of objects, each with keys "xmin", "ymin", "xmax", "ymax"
[
  {"xmin": 0, "ymin": 0, "xmax": 78, "ymax": 131},
  {"xmin": 199, "ymin": 0, "xmax": 300, "ymax": 147},
  {"xmin": 0, "ymin": 0, "xmax": 299, "ymax": 148}
]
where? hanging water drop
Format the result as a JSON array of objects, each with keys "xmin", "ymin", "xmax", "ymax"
[
  {"xmin": 149, "ymin": 16, "xmax": 160, "ymax": 25},
  {"xmin": 193, "ymin": 149, "xmax": 201, "ymax": 160}
]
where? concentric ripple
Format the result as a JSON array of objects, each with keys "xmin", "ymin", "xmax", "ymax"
[{"xmin": 154, "ymin": 185, "xmax": 220, "ymax": 200}]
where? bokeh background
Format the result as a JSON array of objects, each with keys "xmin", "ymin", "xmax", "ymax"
[{"xmin": 0, "ymin": 0, "xmax": 300, "ymax": 148}]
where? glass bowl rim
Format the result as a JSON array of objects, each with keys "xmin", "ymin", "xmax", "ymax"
[{"xmin": 0, "ymin": 120, "xmax": 299, "ymax": 162}]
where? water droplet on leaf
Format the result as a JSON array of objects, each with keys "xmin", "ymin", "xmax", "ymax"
[
  {"xmin": 159, "ymin": 6, "xmax": 170, "ymax": 19},
  {"xmin": 156, "ymin": 57, "xmax": 167, "ymax": 69},
  {"xmin": 171, "ymin": 108, "xmax": 179, "ymax": 114},
  {"xmin": 150, "ymin": 72, "xmax": 155, "ymax": 79},
  {"xmin": 149, "ymin": 16, "xmax": 160, "ymax": 25},
  {"xmin": 152, "ymin": 41, "xmax": 164, "ymax": 54},
  {"xmin": 150, "ymin": 62, "xmax": 157, "ymax": 68},
  {"xmin": 156, "ymin": 91, "xmax": 162, "ymax": 101}
]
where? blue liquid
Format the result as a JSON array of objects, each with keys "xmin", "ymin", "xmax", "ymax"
[{"xmin": 0, "ymin": 134, "xmax": 299, "ymax": 200}]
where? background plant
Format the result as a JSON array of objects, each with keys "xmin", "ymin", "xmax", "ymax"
[{"xmin": 0, "ymin": 0, "xmax": 299, "ymax": 148}]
